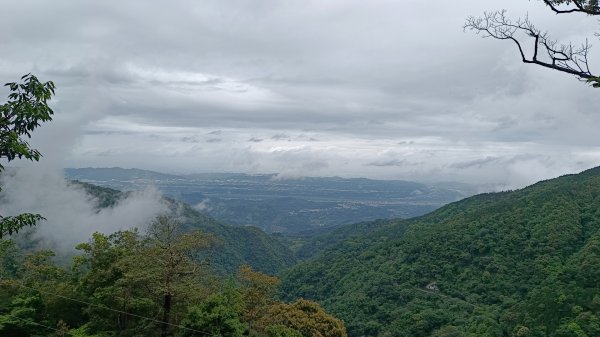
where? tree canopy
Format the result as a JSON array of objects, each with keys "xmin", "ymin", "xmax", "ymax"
[
  {"xmin": 281, "ymin": 166, "xmax": 600, "ymax": 336},
  {"xmin": 0, "ymin": 218, "xmax": 347, "ymax": 337},
  {"xmin": 465, "ymin": 0, "xmax": 600, "ymax": 87},
  {"xmin": 0, "ymin": 73, "xmax": 55, "ymax": 237}
]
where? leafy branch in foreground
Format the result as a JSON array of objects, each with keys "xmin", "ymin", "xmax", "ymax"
[
  {"xmin": 0, "ymin": 73, "xmax": 55, "ymax": 238},
  {"xmin": 0, "ymin": 214, "xmax": 46, "ymax": 237}
]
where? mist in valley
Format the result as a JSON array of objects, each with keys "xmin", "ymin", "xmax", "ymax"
[{"xmin": 0, "ymin": 165, "xmax": 167, "ymax": 254}]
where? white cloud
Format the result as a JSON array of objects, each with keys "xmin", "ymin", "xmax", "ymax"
[{"xmin": 0, "ymin": 165, "xmax": 167, "ymax": 254}]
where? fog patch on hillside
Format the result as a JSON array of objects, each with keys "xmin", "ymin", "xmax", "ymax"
[
  {"xmin": 193, "ymin": 199, "xmax": 212, "ymax": 212},
  {"xmin": 0, "ymin": 165, "xmax": 167, "ymax": 254}
]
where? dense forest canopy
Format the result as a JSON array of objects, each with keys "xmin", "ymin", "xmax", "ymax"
[
  {"xmin": 0, "ymin": 215, "xmax": 346, "ymax": 337},
  {"xmin": 281, "ymin": 167, "xmax": 600, "ymax": 336}
]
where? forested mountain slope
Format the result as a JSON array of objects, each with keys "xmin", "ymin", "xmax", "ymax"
[
  {"xmin": 74, "ymin": 181, "xmax": 297, "ymax": 274},
  {"xmin": 281, "ymin": 166, "xmax": 600, "ymax": 337},
  {"xmin": 1, "ymin": 182, "xmax": 342, "ymax": 337},
  {"xmin": 282, "ymin": 219, "xmax": 399, "ymax": 260}
]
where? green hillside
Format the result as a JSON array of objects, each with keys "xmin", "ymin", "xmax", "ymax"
[
  {"xmin": 74, "ymin": 180, "xmax": 126, "ymax": 208},
  {"xmin": 73, "ymin": 181, "xmax": 297, "ymax": 274},
  {"xmin": 282, "ymin": 219, "xmax": 398, "ymax": 260},
  {"xmin": 0, "ymin": 183, "xmax": 339, "ymax": 337},
  {"xmin": 175, "ymin": 201, "xmax": 297, "ymax": 274},
  {"xmin": 281, "ymin": 167, "xmax": 600, "ymax": 337}
]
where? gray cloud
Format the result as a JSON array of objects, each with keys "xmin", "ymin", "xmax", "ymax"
[
  {"xmin": 0, "ymin": 0, "xmax": 599, "ymax": 188},
  {"xmin": 248, "ymin": 137, "xmax": 263, "ymax": 143},
  {"xmin": 181, "ymin": 136, "xmax": 200, "ymax": 143},
  {"xmin": 271, "ymin": 133, "xmax": 291, "ymax": 141},
  {"xmin": 449, "ymin": 157, "xmax": 501, "ymax": 169},
  {"xmin": 367, "ymin": 159, "xmax": 424, "ymax": 168}
]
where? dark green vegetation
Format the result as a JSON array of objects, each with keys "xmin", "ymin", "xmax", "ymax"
[
  {"xmin": 7, "ymin": 153, "xmax": 600, "ymax": 337},
  {"xmin": 75, "ymin": 181, "xmax": 125, "ymax": 209},
  {"xmin": 0, "ymin": 74, "xmax": 55, "ymax": 237},
  {"xmin": 282, "ymin": 219, "xmax": 397, "ymax": 261},
  {"xmin": 65, "ymin": 167, "xmax": 475, "ymax": 234},
  {"xmin": 0, "ymin": 219, "xmax": 346, "ymax": 337},
  {"xmin": 281, "ymin": 166, "xmax": 600, "ymax": 337}
]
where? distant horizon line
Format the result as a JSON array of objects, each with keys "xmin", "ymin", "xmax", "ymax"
[{"xmin": 63, "ymin": 166, "xmax": 477, "ymax": 186}]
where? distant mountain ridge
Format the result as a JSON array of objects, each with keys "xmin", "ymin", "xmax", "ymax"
[
  {"xmin": 65, "ymin": 167, "xmax": 182, "ymax": 181},
  {"xmin": 65, "ymin": 167, "xmax": 477, "ymax": 233},
  {"xmin": 281, "ymin": 166, "xmax": 600, "ymax": 336}
]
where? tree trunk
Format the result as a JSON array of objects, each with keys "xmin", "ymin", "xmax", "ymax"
[{"xmin": 161, "ymin": 293, "xmax": 172, "ymax": 337}]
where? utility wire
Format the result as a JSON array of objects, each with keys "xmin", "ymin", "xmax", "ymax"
[
  {"xmin": 14, "ymin": 281, "xmax": 213, "ymax": 336},
  {"xmin": 2, "ymin": 312, "xmax": 71, "ymax": 336}
]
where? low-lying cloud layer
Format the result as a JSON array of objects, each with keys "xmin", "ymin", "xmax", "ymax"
[{"xmin": 0, "ymin": 164, "xmax": 167, "ymax": 253}]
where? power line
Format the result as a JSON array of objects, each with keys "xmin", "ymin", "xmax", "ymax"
[
  {"xmin": 2, "ymin": 312, "xmax": 71, "ymax": 336},
  {"xmin": 14, "ymin": 281, "xmax": 213, "ymax": 336}
]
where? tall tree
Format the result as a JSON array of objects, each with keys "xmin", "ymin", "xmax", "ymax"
[
  {"xmin": 465, "ymin": 0, "xmax": 600, "ymax": 87},
  {"xmin": 73, "ymin": 218, "xmax": 217, "ymax": 337},
  {"xmin": 236, "ymin": 265, "xmax": 280, "ymax": 334},
  {"xmin": 124, "ymin": 215, "xmax": 217, "ymax": 337},
  {"xmin": 0, "ymin": 74, "xmax": 55, "ymax": 237},
  {"xmin": 73, "ymin": 230, "xmax": 149, "ymax": 335}
]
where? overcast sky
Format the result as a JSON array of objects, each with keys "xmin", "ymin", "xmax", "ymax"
[{"xmin": 1, "ymin": 0, "xmax": 599, "ymax": 189}]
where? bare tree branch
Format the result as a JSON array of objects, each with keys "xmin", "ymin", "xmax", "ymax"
[
  {"xmin": 542, "ymin": 0, "xmax": 600, "ymax": 15},
  {"xmin": 464, "ymin": 10, "xmax": 596, "ymax": 80}
]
